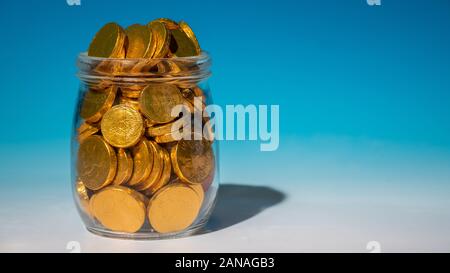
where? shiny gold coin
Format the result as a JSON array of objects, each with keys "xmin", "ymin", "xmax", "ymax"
[
  {"xmin": 125, "ymin": 24, "xmax": 155, "ymax": 59},
  {"xmin": 144, "ymin": 147, "xmax": 172, "ymax": 196},
  {"xmin": 178, "ymin": 21, "xmax": 201, "ymax": 55},
  {"xmin": 128, "ymin": 140, "xmax": 153, "ymax": 186},
  {"xmin": 156, "ymin": 18, "xmax": 179, "ymax": 30},
  {"xmin": 111, "ymin": 148, "xmax": 133, "ymax": 185},
  {"xmin": 147, "ymin": 118, "xmax": 187, "ymax": 137},
  {"xmin": 148, "ymin": 21, "xmax": 170, "ymax": 58},
  {"xmin": 147, "ymin": 183, "xmax": 201, "ymax": 233},
  {"xmin": 171, "ymin": 136, "xmax": 215, "ymax": 185},
  {"xmin": 101, "ymin": 105, "xmax": 144, "ymax": 148},
  {"xmin": 88, "ymin": 22, "xmax": 126, "ymax": 58},
  {"xmin": 90, "ymin": 186, "xmax": 147, "ymax": 233},
  {"xmin": 80, "ymin": 86, "xmax": 117, "ymax": 123},
  {"xmin": 77, "ymin": 135, "xmax": 117, "ymax": 190},
  {"xmin": 75, "ymin": 180, "xmax": 92, "ymax": 217},
  {"xmin": 139, "ymin": 84, "xmax": 186, "ymax": 124},
  {"xmin": 169, "ymin": 27, "xmax": 198, "ymax": 57},
  {"xmin": 135, "ymin": 141, "xmax": 163, "ymax": 191}
]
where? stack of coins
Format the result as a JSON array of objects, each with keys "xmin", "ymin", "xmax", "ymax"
[{"xmin": 75, "ymin": 19, "xmax": 215, "ymax": 234}]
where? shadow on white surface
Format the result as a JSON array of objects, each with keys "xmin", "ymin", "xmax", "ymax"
[{"xmin": 202, "ymin": 183, "xmax": 286, "ymax": 233}]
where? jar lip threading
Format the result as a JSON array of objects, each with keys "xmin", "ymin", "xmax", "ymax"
[{"xmin": 76, "ymin": 51, "xmax": 211, "ymax": 85}]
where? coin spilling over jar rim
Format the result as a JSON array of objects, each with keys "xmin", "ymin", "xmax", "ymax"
[{"xmin": 73, "ymin": 19, "xmax": 218, "ymax": 239}]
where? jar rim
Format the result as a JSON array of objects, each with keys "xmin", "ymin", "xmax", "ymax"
[
  {"xmin": 77, "ymin": 51, "xmax": 211, "ymax": 62},
  {"xmin": 76, "ymin": 51, "xmax": 211, "ymax": 85}
]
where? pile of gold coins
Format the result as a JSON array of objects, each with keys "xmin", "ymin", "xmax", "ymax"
[{"xmin": 75, "ymin": 19, "xmax": 215, "ymax": 235}]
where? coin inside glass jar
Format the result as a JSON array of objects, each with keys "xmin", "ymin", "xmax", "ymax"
[
  {"xmin": 90, "ymin": 186, "xmax": 147, "ymax": 233},
  {"xmin": 101, "ymin": 104, "xmax": 144, "ymax": 148},
  {"xmin": 77, "ymin": 135, "xmax": 117, "ymax": 190},
  {"xmin": 171, "ymin": 135, "xmax": 215, "ymax": 185},
  {"xmin": 147, "ymin": 183, "xmax": 201, "ymax": 233},
  {"xmin": 111, "ymin": 148, "xmax": 133, "ymax": 185},
  {"xmin": 139, "ymin": 84, "xmax": 186, "ymax": 124},
  {"xmin": 80, "ymin": 86, "xmax": 117, "ymax": 123}
]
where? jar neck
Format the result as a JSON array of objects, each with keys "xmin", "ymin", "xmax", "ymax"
[{"xmin": 76, "ymin": 52, "xmax": 211, "ymax": 86}]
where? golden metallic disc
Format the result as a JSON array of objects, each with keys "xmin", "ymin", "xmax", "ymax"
[
  {"xmin": 134, "ymin": 141, "xmax": 163, "ymax": 191},
  {"xmin": 90, "ymin": 186, "xmax": 147, "ymax": 233},
  {"xmin": 125, "ymin": 24, "xmax": 155, "ymax": 59},
  {"xmin": 171, "ymin": 136, "xmax": 215, "ymax": 185},
  {"xmin": 111, "ymin": 148, "xmax": 133, "ymax": 185},
  {"xmin": 139, "ymin": 84, "xmax": 186, "ymax": 124},
  {"xmin": 88, "ymin": 22, "xmax": 126, "ymax": 58},
  {"xmin": 147, "ymin": 118, "xmax": 187, "ymax": 137},
  {"xmin": 169, "ymin": 27, "xmax": 198, "ymax": 57},
  {"xmin": 75, "ymin": 180, "xmax": 92, "ymax": 217},
  {"xmin": 147, "ymin": 183, "xmax": 201, "ymax": 233},
  {"xmin": 101, "ymin": 105, "xmax": 144, "ymax": 148},
  {"xmin": 156, "ymin": 18, "xmax": 179, "ymax": 30},
  {"xmin": 178, "ymin": 21, "xmax": 201, "ymax": 55},
  {"xmin": 189, "ymin": 183, "xmax": 205, "ymax": 204},
  {"xmin": 148, "ymin": 21, "xmax": 170, "ymax": 58},
  {"xmin": 80, "ymin": 86, "xmax": 117, "ymax": 123},
  {"xmin": 144, "ymin": 147, "xmax": 172, "ymax": 196},
  {"xmin": 128, "ymin": 140, "xmax": 153, "ymax": 186},
  {"xmin": 77, "ymin": 135, "xmax": 117, "ymax": 190}
]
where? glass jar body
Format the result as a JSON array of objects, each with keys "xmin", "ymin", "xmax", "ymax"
[{"xmin": 71, "ymin": 53, "xmax": 219, "ymax": 239}]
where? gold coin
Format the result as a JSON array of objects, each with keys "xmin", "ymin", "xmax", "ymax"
[
  {"xmin": 88, "ymin": 22, "xmax": 126, "ymax": 58},
  {"xmin": 90, "ymin": 186, "xmax": 147, "ymax": 233},
  {"xmin": 139, "ymin": 84, "xmax": 186, "ymax": 124},
  {"xmin": 80, "ymin": 86, "xmax": 117, "ymax": 123},
  {"xmin": 170, "ymin": 21, "xmax": 200, "ymax": 57},
  {"xmin": 171, "ymin": 136, "xmax": 215, "ymax": 185},
  {"xmin": 77, "ymin": 135, "xmax": 117, "ymax": 190},
  {"xmin": 125, "ymin": 24, "xmax": 155, "ymax": 59},
  {"xmin": 134, "ymin": 141, "xmax": 163, "ymax": 191},
  {"xmin": 111, "ymin": 148, "xmax": 133, "ymax": 185},
  {"xmin": 148, "ymin": 21, "xmax": 170, "ymax": 58},
  {"xmin": 128, "ymin": 140, "xmax": 153, "ymax": 186},
  {"xmin": 75, "ymin": 180, "xmax": 92, "ymax": 217},
  {"xmin": 147, "ymin": 118, "xmax": 187, "ymax": 137},
  {"xmin": 101, "ymin": 105, "xmax": 144, "ymax": 148},
  {"xmin": 147, "ymin": 183, "xmax": 201, "ymax": 233},
  {"xmin": 169, "ymin": 27, "xmax": 198, "ymax": 57},
  {"xmin": 144, "ymin": 147, "xmax": 172, "ymax": 196},
  {"xmin": 156, "ymin": 18, "xmax": 179, "ymax": 30},
  {"xmin": 189, "ymin": 183, "xmax": 205, "ymax": 204}
]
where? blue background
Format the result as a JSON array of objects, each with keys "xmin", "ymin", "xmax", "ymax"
[{"xmin": 1, "ymin": 0, "xmax": 450, "ymax": 231}]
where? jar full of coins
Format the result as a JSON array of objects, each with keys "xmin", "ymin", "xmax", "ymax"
[{"xmin": 71, "ymin": 20, "xmax": 219, "ymax": 239}]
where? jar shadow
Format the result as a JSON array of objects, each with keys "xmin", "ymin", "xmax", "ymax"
[{"xmin": 200, "ymin": 183, "xmax": 286, "ymax": 234}]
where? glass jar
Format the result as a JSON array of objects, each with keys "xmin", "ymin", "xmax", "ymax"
[{"xmin": 71, "ymin": 52, "xmax": 219, "ymax": 239}]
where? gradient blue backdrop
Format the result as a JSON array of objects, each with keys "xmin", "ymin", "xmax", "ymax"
[{"xmin": 0, "ymin": 0, "xmax": 450, "ymax": 206}]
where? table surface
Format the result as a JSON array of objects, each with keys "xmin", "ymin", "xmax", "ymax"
[{"xmin": 1, "ymin": 137, "xmax": 450, "ymax": 253}]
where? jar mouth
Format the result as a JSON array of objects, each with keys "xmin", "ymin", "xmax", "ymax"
[{"xmin": 77, "ymin": 51, "xmax": 211, "ymax": 85}]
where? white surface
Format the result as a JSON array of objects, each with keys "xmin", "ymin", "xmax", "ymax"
[{"xmin": 1, "ymin": 137, "xmax": 450, "ymax": 252}]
